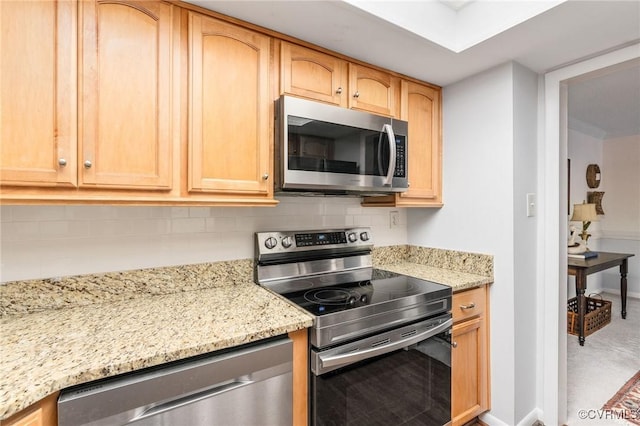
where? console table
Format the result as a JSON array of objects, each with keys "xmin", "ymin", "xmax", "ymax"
[{"xmin": 568, "ymin": 252, "xmax": 635, "ymax": 346}]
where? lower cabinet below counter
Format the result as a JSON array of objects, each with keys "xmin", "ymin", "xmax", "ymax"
[
  {"xmin": 0, "ymin": 393, "xmax": 58, "ymax": 426},
  {"xmin": 451, "ymin": 286, "xmax": 491, "ymax": 426}
]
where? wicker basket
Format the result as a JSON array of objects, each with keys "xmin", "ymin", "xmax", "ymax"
[{"xmin": 567, "ymin": 295, "xmax": 612, "ymax": 336}]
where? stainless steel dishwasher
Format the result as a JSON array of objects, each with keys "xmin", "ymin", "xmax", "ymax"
[{"xmin": 58, "ymin": 337, "xmax": 292, "ymax": 426}]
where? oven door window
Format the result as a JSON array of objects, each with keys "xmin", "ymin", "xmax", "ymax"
[{"xmin": 311, "ymin": 336, "xmax": 451, "ymax": 426}]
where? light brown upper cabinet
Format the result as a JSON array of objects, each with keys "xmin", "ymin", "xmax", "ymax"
[
  {"xmin": 0, "ymin": 0, "xmax": 77, "ymax": 187},
  {"xmin": 348, "ymin": 64, "xmax": 400, "ymax": 118},
  {"xmin": 187, "ymin": 13, "xmax": 272, "ymax": 199},
  {"xmin": 79, "ymin": 0, "xmax": 173, "ymax": 190},
  {"xmin": 280, "ymin": 43, "xmax": 399, "ymax": 117},
  {"xmin": 398, "ymin": 81, "xmax": 442, "ymax": 205},
  {"xmin": 1, "ymin": 1, "xmax": 439, "ymax": 206},
  {"xmin": 362, "ymin": 80, "xmax": 442, "ymax": 207},
  {"xmin": 281, "ymin": 42, "xmax": 348, "ymax": 107},
  {"xmin": 1, "ymin": 0, "xmax": 175, "ymax": 194}
]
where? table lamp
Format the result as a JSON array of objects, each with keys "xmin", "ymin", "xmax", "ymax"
[{"xmin": 570, "ymin": 202, "xmax": 598, "ymax": 247}]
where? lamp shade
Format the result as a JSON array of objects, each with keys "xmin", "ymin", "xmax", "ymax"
[{"xmin": 570, "ymin": 203, "xmax": 597, "ymax": 222}]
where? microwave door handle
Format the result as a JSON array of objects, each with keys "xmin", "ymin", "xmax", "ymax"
[
  {"xmin": 382, "ymin": 123, "xmax": 396, "ymax": 186},
  {"xmin": 376, "ymin": 132, "xmax": 385, "ymax": 176}
]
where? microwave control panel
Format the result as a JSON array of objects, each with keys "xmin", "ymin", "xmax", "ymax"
[{"xmin": 394, "ymin": 138, "xmax": 406, "ymax": 178}]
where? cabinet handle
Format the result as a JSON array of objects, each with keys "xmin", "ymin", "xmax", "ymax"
[
  {"xmin": 460, "ymin": 302, "xmax": 476, "ymax": 310},
  {"xmin": 336, "ymin": 87, "xmax": 343, "ymax": 95},
  {"xmin": 262, "ymin": 173, "xmax": 269, "ymax": 180},
  {"xmin": 84, "ymin": 160, "xmax": 92, "ymax": 169},
  {"xmin": 451, "ymin": 341, "xmax": 458, "ymax": 348},
  {"xmin": 353, "ymin": 91, "xmax": 360, "ymax": 98},
  {"xmin": 58, "ymin": 158, "xmax": 67, "ymax": 167}
]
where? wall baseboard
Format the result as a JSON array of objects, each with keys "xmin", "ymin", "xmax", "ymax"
[
  {"xmin": 479, "ymin": 408, "xmax": 542, "ymax": 426},
  {"xmin": 599, "ymin": 287, "xmax": 640, "ymax": 300}
]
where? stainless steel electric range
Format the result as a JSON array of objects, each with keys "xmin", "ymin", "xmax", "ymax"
[{"xmin": 255, "ymin": 227, "xmax": 453, "ymax": 426}]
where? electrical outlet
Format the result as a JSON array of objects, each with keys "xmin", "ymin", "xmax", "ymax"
[{"xmin": 390, "ymin": 211, "xmax": 400, "ymax": 228}]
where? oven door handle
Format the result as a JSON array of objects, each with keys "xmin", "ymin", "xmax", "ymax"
[{"xmin": 317, "ymin": 318, "xmax": 452, "ymax": 373}]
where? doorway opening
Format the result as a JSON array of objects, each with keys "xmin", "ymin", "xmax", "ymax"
[{"xmin": 541, "ymin": 44, "xmax": 639, "ymax": 426}]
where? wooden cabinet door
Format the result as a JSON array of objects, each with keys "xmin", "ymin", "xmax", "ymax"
[
  {"xmin": 451, "ymin": 318, "xmax": 483, "ymax": 425},
  {"xmin": 2, "ymin": 409, "xmax": 42, "ymax": 426},
  {"xmin": 361, "ymin": 81, "xmax": 442, "ymax": 208},
  {"xmin": 348, "ymin": 64, "xmax": 399, "ymax": 117},
  {"xmin": 397, "ymin": 81, "xmax": 442, "ymax": 205},
  {"xmin": 188, "ymin": 13, "xmax": 271, "ymax": 197},
  {"xmin": 0, "ymin": 0, "xmax": 77, "ymax": 187},
  {"xmin": 0, "ymin": 393, "xmax": 57, "ymax": 426},
  {"xmin": 281, "ymin": 42, "xmax": 347, "ymax": 107},
  {"xmin": 79, "ymin": 0, "xmax": 173, "ymax": 190}
]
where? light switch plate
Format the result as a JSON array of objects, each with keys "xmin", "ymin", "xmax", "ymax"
[{"xmin": 526, "ymin": 193, "xmax": 536, "ymax": 217}]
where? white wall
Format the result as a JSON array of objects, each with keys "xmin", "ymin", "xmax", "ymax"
[
  {"xmin": 408, "ymin": 62, "xmax": 539, "ymax": 425},
  {"xmin": 0, "ymin": 197, "xmax": 407, "ymax": 283},
  {"xmin": 512, "ymin": 63, "xmax": 539, "ymax": 423},
  {"xmin": 599, "ymin": 135, "xmax": 640, "ymax": 298},
  {"xmin": 567, "ymin": 129, "xmax": 604, "ymax": 296},
  {"xmin": 566, "ymin": 131, "xmax": 640, "ymax": 298}
]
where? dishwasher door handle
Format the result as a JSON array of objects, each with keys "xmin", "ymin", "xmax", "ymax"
[{"xmin": 129, "ymin": 380, "xmax": 253, "ymax": 423}]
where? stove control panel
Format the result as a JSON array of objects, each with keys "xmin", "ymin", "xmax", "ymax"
[
  {"xmin": 296, "ymin": 231, "xmax": 347, "ymax": 247},
  {"xmin": 255, "ymin": 227, "xmax": 373, "ymax": 256}
]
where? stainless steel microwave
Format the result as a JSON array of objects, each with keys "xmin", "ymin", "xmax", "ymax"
[{"xmin": 275, "ymin": 95, "xmax": 409, "ymax": 195}]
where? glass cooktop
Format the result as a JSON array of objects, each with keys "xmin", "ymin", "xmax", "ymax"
[{"xmin": 283, "ymin": 269, "xmax": 451, "ymax": 317}]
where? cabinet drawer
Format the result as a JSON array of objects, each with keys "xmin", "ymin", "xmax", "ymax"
[{"xmin": 452, "ymin": 287, "xmax": 486, "ymax": 323}]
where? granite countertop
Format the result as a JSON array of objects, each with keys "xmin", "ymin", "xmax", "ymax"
[
  {"xmin": 0, "ymin": 261, "xmax": 313, "ymax": 421},
  {"xmin": 373, "ymin": 245, "xmax": 494, "ymax": 292},
  {"xmin": 378, "ymin": 262, "xmax": 493, "ymax": 291},
  {"xmin": 0, "ymin": 245, "xmax": 493, "ymax": 421}
]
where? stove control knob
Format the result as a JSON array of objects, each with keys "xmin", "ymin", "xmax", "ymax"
[
  {"xmin": 347, "ymin": 296, "xmax": 357, "ymax": 307},
  {"xmin": 360, "ymin": 231, "xmax": 370, "ymax": 241},
  {"xmin": 264, "ymin": 237, "xmax": 278, "ymax": 250},
  {"xmin": 348, "ymin": 232, "xmax": 357, "ymax": 242},
  {"xmin": 281, "ymin": 236, "xmax": 293, "ymax": 248}
]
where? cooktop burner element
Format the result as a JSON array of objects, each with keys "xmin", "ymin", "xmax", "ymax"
[
  {"xmin": 254, "ymin": 227, "xmax": 452, "ymax": 348},
  {"xmin": 305, "ymin": 288, "xmax": 362, "ymax": 305},
  {"xmin": 293, "ymin": 281, "xmax": 373, "ymax": 316}
]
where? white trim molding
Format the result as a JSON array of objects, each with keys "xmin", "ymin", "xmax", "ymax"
[{"xmin": 541, "ymin": 42, "xmax": 640, "ymax": 426}]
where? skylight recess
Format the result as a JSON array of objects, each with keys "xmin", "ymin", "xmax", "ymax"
[{"xmin": 342, "ymin": 0, "xmax": 566, "ymax": 53}]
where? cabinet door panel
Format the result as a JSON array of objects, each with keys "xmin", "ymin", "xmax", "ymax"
[
  {"xmin": 188, "ymin": 14, "xmax": 271, "ymax": 195},
  {"xmin": 281, "ymin": 42, "xmax": 347, "ymax": 107},
  {"xmin": 80, "ymin": 0, "xmax": 172, "ymax": 189},
  {"xmin": 397, "ymin": 81, "xmax": 442, "ymax": 204},
  {"xmin": 0, "ymin": 0, "xmax": 76, "ymax": 187},
  {"xmin": 3, "ymin": 408, "xmax": 42, "ymax": 426},
  {"xmin": 452, "ymin": 318, "xmax": 482, "ymax": 424},
  {"xmin": 348, "ymin": 64, "xmax": 398, "ymax": 117}
]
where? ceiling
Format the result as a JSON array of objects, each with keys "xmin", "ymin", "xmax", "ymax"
[
  {"xmin": 568, "ymin": 60, "xmax": 640, "ymax": 139},
  {"xmin": 185, "ymin": 0, "xmax": 640, "ymax": 139}
]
